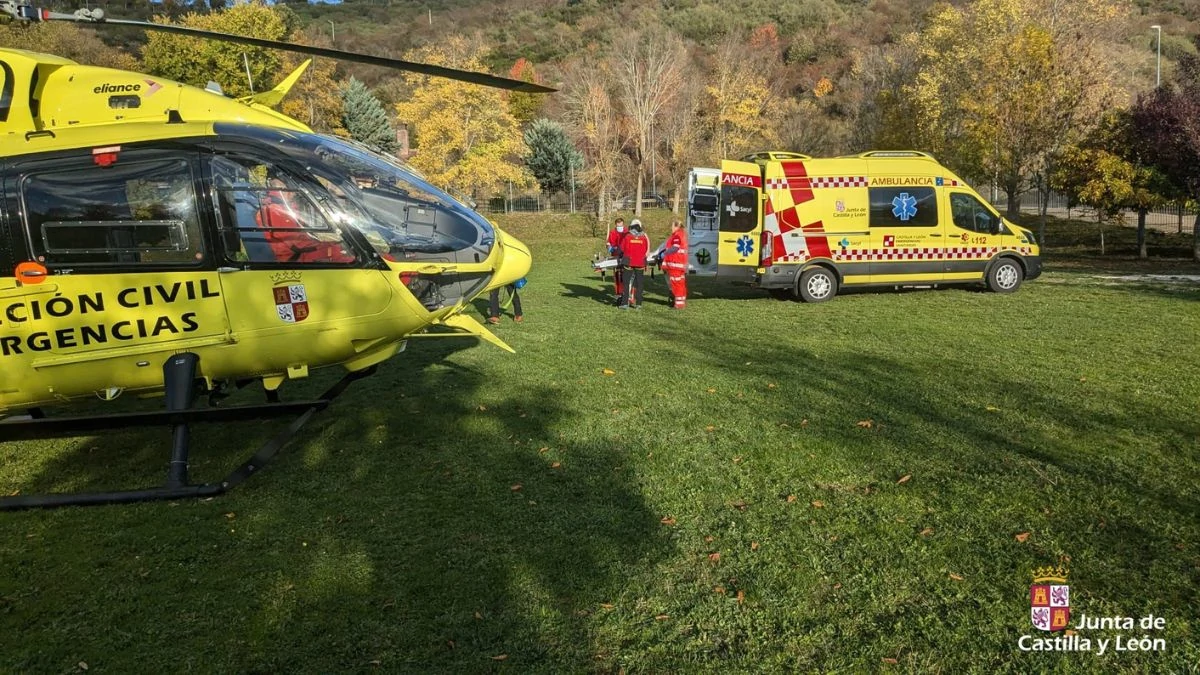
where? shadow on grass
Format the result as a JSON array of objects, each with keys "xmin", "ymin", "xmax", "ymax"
[{"xmin": 0, "ymin": 337, "xmax": 668, "ymax": 671}]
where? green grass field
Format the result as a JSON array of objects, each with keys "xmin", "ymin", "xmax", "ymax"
[{"xmin": 1, "ymin": 213, "xmax": 1198, "ymax": 672}]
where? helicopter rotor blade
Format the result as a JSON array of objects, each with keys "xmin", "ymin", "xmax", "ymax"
[{"xmin": 0, "ymin": 3, "xmax": 555, "ymax": 93}]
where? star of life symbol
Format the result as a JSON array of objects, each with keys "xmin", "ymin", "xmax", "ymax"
[
  {"xmin": 736, "ymin": 235, "xmax": 755, "ymax": 256},
  {"xmin": 274, "ymin": 284, "xmax": 309, "ymax": 323},
  {"xmin": 1030, "ymin": 565, "xmax": 1070, "ymax": 632},
  {"xmin": 892, "ymin": 192, "xmax": 918, "ymax": 221}
]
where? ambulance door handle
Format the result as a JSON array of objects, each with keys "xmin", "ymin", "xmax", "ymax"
[{"xmin": 930, "ymin": 234, "xmax": 942, "ymax": 237}]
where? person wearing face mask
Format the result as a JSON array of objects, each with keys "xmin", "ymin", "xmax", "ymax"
[{"xmin": 606, "ymin": 217, "xmax": 628, "ymax": 303}]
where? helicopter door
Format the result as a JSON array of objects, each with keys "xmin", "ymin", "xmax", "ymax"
[
  {"xmin": 10, "ymin": 149, "xmax": 230, "ymax": 384},
  {"xmin": 206, "ymin": 154, "xmax": 394, "ymax": 372}
]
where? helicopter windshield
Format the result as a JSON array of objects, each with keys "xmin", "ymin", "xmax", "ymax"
[{"xmin": 214, "ymin": 124, "xmax": 495, "ymax": 263}]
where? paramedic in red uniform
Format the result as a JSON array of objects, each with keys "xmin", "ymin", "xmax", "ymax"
[
  {"xmin": 606, "ymin": 217, "xmax": 629, "ymax": 302},
  {"xmin": 258, "ymin": 179, "xmax": 354, "ymax": 263},
  {"xmin": 619, "ymin": 220, "xmax": 650, "ymax": 309},
  {"xmin": 662, "ymin": 219, "xmax": 688, "ymax": 309}
]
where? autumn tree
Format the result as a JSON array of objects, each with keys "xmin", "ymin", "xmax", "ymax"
[
  {"xmin": 394, "ymin": 37, "xmax": 532, "ymax": 199},
  {"xmin": 507, "ymin": 58, "xmax": 543, "ymax": 127},
  {"xmin": 900, "ymin": 0, "xmax": 1128, "ymax": 218},
  {"xmin": 277, "ymin": 29, "xmax": 345, "ymax": 135},
  {"xmin": 1132, "ymin": 44, "xmax": 1200, "ymax": 262},
  {"xmin": 341, "ymin": 77, "xmax": 396, "ymax": 152},
  {"xmin": 523, "ymin": 118, "xmax": 582, "ymax": 195},
  {"xmin": 0, "ymin": 23, "xmax": 137, "ymax": 70},
  {"xmin": 562, "ymin": 59, "xmax": 626, "ymax": 221},
  {"xmin": 142, "ymin": 2, "xmax": 286, "ymax": 99},
  {"xmin": 699, "ymin": 33, "xmax": 784, "ymax": 161},
  {"xmin": 614, "ymin": 29, "xmax": 688, "ymax": 217}
]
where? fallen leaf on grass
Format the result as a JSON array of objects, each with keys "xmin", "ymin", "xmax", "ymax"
[
  {"xmin": 897, "ymin": 474, "xmax": 912, "ymax": 485},
  {"xmin": 919, "ymin": 528, "xmax": 934, "ymax": 537},
  {"xmin": 550, "ymin": 462, "xmax": 562, "ymax": 469},
  {"xmin": 986, "ymin": 405, "xmax": 1001, "ymax": 412},
  {"xmin": 704, "ymin": 425, "xmax": 716, "ymax": 433},
  {"xmin": 510, "ymin": 484, "xmax": 523, "ymax": 492},
  {"xmin": 491, "ymin": 654, "xmax": 508, "ymax": 661},
  {"xmin": 833, "ymin": 583, "xmax": 842, "ymax": 590},
  {"xmin": 660, "ymin": 516, "xmax": 677, "ymax": 526},
  {"xmin": 767, "ymin": 383, "xmax": 777, "ymax": 389},
  {"xmin": 538, "ymin": 447, "xmax": 549, "ymax": 454},
  {"xmin": 477, "ymin": 405, "xmax": 487, "ymax": 412},
  {"xmin": 224, "ymin": 512, "xmax": 235, "ymax": 519},
  {"xmin": 1015, "ymin": 532, "xmax": 1031, "ymax": 543},
  {"xmin": 1079, "ymin": 376, "xmax": 1087, "ymax": 382},
  {"xmin": 474, "ymin": 611, "xmax": 483, "ymax": 620},
  {"xmin": 731, "ymin": 500, "xmax": 748, "ymax": 511},
  {"xmin": 706, "ymin": 387, "xmax": 717, "ymax": 394},
  {"xmin": 800, "ymin": 419, "xmax": 809, "ymax": 428},
  {"xmin": 751, "ymin": 542, "xmax": 759, "ymax": 551},
  {"xmin": 447, "ymin": 640, "xmax": 456, "ymax": 649},
  {"xmin": 708, "ymin": 553, "xmax": 721, "ymax": 563},
  {"xmin": 600, "ymin": 603, "xmax": 614, "ymax": 610},
  {"xmin": 601, "ymin": 368, "xmax": 615, "ymax": 376},
  {"xmin": 856, "ymin": 419, "xmax": 873, "ymax": 429},
  {"xmin": 811, "ymin": 500, "xmax": 825, "ymax": 508},
  {"xmin": 78, "ymin": 663, "xmax": 88, "ymax": 671},
  {"xmin": 655, "ymin": 614, "xmax": 670, "ymax": 621},
  {"xmin": 736, "ymin": 590, "xmax": 745, "ymax": 605},
  {"xmin": 949, "ymin": 573, "xmax": 964, "ymax": 581},
  {"xmin": 714, "ymin": 586, "xmax": 726, "ymax": 595},
  {"xmin": 786, "ymin": 495, "xmax": 797, "ymax": 503},
  {"xmin": 704, "ymin": 536, "xmax": 714, "ymax": 542},
  {"xmin": 733, "ymin": 455, "xmax": 744, "ymax": 464},
  {"xmin": 882, "ymin": 657, "xmax": 898, "ymax": 664}
]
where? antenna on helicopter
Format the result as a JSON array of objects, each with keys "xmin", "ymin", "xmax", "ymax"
[{"xmin": 0, "ymin": 0, "xmax": 556, "ymax": 93}]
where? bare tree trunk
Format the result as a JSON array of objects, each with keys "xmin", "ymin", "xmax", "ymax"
[
  {"xmin": 1005, "ymin": 177, "xmax": 1021, "ymax": 220},
  {"xmin": 1137, "ymin": 209, "xmax": 1147, "ymax": 259},
  {"xmin": 1098, "ymin": 213, "xmax": 1105, "ymax": 256},
  {"xmin": 634, "ymin": 169, "xmax": 644, "ymax": 219},
  {"xmin": 1193, "ymin": 211, "xmax": 1200, "ymax": 263}
]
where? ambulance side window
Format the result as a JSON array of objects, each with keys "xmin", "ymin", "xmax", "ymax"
[
  {"xmin": 950, "ymin": 192, "xmax": 998, "ymax": 234},
  {"xmin": 719, "ymin": 186, "xmax": 759, "ymax": 233},
  {"xmin": 869, "ymin": 187, "xmax": 938, "ymax": 228}
]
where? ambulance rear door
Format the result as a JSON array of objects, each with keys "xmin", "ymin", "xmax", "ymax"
[
  {"xmin": 716, "ymin": 160, "xmax": 763, "ymax": 278},
  {"xmin": 685, "ymin": 167, "xmax": 721, "ymax": 276}
]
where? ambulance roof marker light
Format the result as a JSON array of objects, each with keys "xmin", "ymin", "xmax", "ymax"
[{"xmin": 859, "ymin": 151, "xmax": 936, "ymax": 160}]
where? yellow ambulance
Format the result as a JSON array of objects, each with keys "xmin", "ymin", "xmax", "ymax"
[{"xmin": 683, "ymin": 151, "xmax": 1042, "ymax": 302}]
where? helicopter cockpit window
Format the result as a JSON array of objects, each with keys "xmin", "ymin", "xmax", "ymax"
[
  {"xmin": 209, "ymin": 155, "xmax": 357, "ymax": 265},
  {"xmin": 21, "ymin": 158, "xmax": 204, "ymax": 267}
]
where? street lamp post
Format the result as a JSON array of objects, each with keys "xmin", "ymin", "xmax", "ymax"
[
  {"xmin": 328, "ymin": 20, "xmax": 336, "ymax": 45},
  {"xmin": 1152, "ymin": 25, "xmax": 1161, "ymax": 88}
]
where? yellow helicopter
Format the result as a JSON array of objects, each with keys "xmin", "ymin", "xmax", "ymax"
[{"xmin": 0, "ymin": 1, "xmax": 550, "ymax": 508}]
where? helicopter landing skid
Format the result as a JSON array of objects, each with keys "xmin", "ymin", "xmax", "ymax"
[{"xmin": 0, "ymin": 354, "xmax": 375, "ymax": 510}]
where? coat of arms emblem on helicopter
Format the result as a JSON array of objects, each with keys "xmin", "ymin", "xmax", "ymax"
[{"xmin": 271, "ymin": 272, "xmax": 309, "ymax": 323}]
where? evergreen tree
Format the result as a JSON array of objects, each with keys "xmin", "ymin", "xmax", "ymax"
[
  {"xmin": 341, "ymin": 77, "xmax": 397, "ymax": 153},
  {"xmin": 524, "ymin": 118, "xmax": 583, "ymax": 194}
]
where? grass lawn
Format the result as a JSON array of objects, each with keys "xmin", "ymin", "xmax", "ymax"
[{"xmin": 1, "ymin": 212, "xmax": 1197, "ymax": 672}]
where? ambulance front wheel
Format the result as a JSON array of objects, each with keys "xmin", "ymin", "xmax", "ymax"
[
  {"xmin": 987, "ymin": 258, "xmax": 1024, "ymax": 293},
  {"xmin": 798, "ymin": 267, "xmax": 838, "ymax": 303}
]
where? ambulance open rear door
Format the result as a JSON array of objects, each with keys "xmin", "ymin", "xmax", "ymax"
[
  {"xmin": 716, "ymin": 159, "xmax": 764, "ymax": 279},
  {"xmin": 685, "ymin": 167, "xmax": 721, "ymax": 276}
]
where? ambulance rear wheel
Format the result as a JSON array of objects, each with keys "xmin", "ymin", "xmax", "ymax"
[
  {"xmin": 798, "ymin": 267, "xmax": 838, "ymax": 303},
  {"xmin": 987, "ymin": 258, "xmax": 1023, "ymax": 293}
]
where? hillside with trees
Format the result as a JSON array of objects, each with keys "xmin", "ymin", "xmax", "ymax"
[{"xmin": 4, "ymin": 0, "xmax": 1198, "ymax": 255}]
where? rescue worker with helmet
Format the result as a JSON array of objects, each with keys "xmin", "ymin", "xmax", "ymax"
[
  {"xmin": 619, "ymin": 220, "xmax": 650, "ymax": 309},
  {"xmin": 606, "ymin": 217, "xmax": 628, "ymax": 304},
  {"xmin": 662, "ymin": 219, "xmax": 688, "ymax": 309}
]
